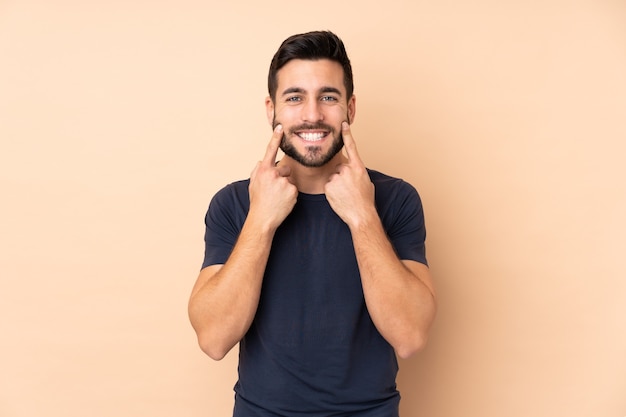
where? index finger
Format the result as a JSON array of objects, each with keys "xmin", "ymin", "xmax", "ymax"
[
  {"xmin": 341, "ymin": 122, "xmax": 363, "ymax": 165},
  {"xmin": 262, "ymin": 124, "xmax": 283, "ymax": 165}
]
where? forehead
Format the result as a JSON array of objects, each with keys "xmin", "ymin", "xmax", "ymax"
[{"xmin": 276, "ymin": 59, "xmax": 346, "ymax": 94}]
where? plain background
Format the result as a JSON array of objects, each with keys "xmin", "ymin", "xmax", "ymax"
[{"xmin": 1, "ymin": 1, "xmax": 625, "ymax": 416}]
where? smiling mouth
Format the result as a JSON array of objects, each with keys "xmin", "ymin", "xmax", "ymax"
[{"xmin": 296, "ymin": 131, "xmax": 329, "ymax": 142}]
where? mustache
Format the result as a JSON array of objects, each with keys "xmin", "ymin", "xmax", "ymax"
[{"xmin": 272, "ymin": 121, "xmax": 336, "ymax": 135}]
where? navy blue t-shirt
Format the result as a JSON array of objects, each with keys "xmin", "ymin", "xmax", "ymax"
[{"xmin": 202, "ymin": 169, "xmax": 427, "ymax": 417}]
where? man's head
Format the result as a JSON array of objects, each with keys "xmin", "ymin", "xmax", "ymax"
[{"xmin": 266, "ymin": 31, "xmax": 356, "ymax": 168}]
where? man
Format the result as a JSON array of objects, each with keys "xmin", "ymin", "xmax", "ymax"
[{"xmin": 188, "ymin": 31, "xmax": 436, "ymax": 416}]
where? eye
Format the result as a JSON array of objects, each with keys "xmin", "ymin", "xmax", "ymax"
[
  {"xmin": 320, "ymin": 96, "xmax": 338, "ymax": 102},
  {"xmin": 285, "ymin": 96, "xmax": 302, "ymax": 102}
]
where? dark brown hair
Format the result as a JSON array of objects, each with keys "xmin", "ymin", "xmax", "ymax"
[{"xmin": 267, "ymin": 31, "xmax": 354, "ymax": 102}]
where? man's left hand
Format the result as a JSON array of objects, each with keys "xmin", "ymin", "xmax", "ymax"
[{"xmin": 325, "ymin": 122, "xmax": 377, "ymax": 228}]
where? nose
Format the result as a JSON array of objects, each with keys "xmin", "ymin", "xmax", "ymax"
[{"xmin": 301, "ymin": 99, "xmax": 323, "ymax": 123}]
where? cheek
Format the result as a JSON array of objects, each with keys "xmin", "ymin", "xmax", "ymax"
[
  {"xmin": 328, "ymin": 104, "xmax": 348, "ymax": 119},
  {"xmin": 273, "ymin": 106, "xmax": 294, "ymax": 120},
  {"xmin": 273, "ymin": 108, "xmax": 299, "ymax": 129}
]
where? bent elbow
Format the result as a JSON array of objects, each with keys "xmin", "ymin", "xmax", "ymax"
[
  {"xmin": 197, "ymin": 334, "xmax": 231, "ymax": 361},
  {"xmin": 395, "ymin": 333, "xmax": 429, "ymax": 360}
]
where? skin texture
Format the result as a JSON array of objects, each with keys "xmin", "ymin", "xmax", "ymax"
[{"xmin": 188, "ymin": 59, "xmax": 436, "ymax": 360}]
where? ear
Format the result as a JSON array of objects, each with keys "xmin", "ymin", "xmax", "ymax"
[
  {"xmin": 265, "ymin": 96, "xmax": 275, "ymax": 126},
  {"xmin": 347, "ymin": 94, "xmax": 356, "ymax": 124}
]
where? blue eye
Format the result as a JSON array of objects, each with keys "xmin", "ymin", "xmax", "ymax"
[
  {"xmin": 321, "ymin": 96, "xmax": 338, "ymax": 102},
  {"xmin": 286, "ymin": 96, "xmax": 301, "ymax": 102}
]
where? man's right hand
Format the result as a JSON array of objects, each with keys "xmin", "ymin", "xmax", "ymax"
[{"xmin": 248, "ymin": 124, "xmax": 298, "ymax": 231}]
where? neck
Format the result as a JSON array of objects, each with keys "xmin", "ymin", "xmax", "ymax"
[{"xmin": 277, "ymin": 153, "xmax": 347, "ymax": 195}]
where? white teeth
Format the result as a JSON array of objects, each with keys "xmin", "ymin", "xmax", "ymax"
[{"xmin": 298, "ymin": 132, "xmax": 325, "ymax": 142}]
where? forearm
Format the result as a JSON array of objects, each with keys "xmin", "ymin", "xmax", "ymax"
[
  {"xmin": 188, "ymin": 218, "xmax": 276, "ymax": 360},
  {"xmin": 349, "ymin": 213, "xmax": 437, "ymax": 359}
]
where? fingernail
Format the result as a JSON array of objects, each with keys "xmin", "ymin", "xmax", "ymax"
[
  {"xmin": 342, "ymin": 121, "xmax": 349, "ymax": 129},
  {"xmin": 275, "ymin": 124, "xmax": 283, "ymax": 132}
]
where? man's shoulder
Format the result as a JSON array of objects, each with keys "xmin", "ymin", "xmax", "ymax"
[
  {"xmin": 366, "ymin": 168, "xmax": 416, "ymax": 192},
  {"xmin": 366, "ymin": 168, "xmax": 423, "ymax": 216},
  {"xmin": 210, "ymin": 178, "xmax": 251, "ymax": 208},
  {"xmin": 214, "ymin": 178, "xmax": 250, "ymax": 195}
]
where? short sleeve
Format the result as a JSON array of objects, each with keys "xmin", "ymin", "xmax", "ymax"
[
  {"xmin": 386, "ymin": 184, "xmax": 428, "ymax": 266},
  {"xmin": 372, "ymin": 172, "xmax": 428, "ymax": 266},
  {"xmin": 201, "ymin": 181, "xmax": 250, "ymax": 269}
]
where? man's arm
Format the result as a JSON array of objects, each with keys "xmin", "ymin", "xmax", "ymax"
[
  {"xmin": 349, "ymin": 219, "xmax": 436, "ymax": 359},
  {"xmin": 325, "ymin": 122, "xmax": 437, "ymax": 359},
  {"xmin": 188, "ymin": 125, "xmax": 297, "ymax": 360}
]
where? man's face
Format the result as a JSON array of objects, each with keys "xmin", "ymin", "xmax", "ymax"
[{"xmin": 266, "ymin": 59, "xmax": 356, "ymax": 168}]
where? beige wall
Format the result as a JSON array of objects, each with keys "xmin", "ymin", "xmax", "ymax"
[{"xmin": 1, "ymin": 1, "xmax": 625, "ymax": 416}]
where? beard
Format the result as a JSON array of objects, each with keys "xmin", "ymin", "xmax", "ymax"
[{"xmin": 272, "ymin": 118, "xmax": 345, "ymax": 168}]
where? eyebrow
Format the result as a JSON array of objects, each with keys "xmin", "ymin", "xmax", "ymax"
[{"xmin": 280, "ymin": 86, "xmax": 343, "ymax": 97}]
